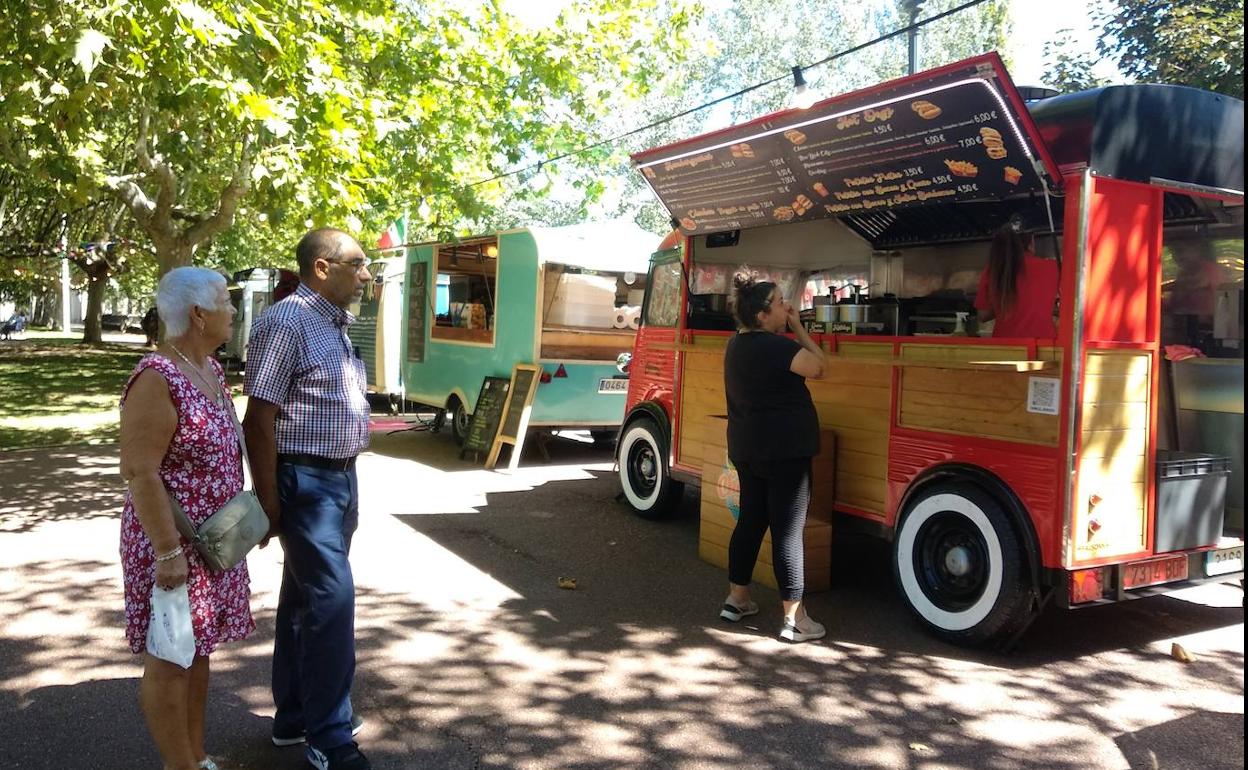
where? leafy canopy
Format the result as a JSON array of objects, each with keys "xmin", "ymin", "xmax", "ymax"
[{"xmin": 0, "ymin": 0, "xmax": 695, "ymax": 264}]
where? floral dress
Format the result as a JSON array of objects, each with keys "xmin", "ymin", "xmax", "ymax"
[{"xmin": 120, "ymin": 354, "xmax": 255, "ymax": 656}]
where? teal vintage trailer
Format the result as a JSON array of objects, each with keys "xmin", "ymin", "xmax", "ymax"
[{"xmin": 401, "ymin": 221, "xmax": 659, "ymax": 444}]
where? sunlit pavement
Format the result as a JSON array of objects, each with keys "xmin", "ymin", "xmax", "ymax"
[{"xmin": 0, "ymin": 430, "xmax": 1242, "ymax": 770}]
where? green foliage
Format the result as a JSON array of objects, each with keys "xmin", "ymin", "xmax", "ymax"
[
  {"xmin": 1043, "ymin": 29, "xmax": 1111, "ymax": 92},
  {"xmin": 481, "ymin": 0, "xmax": 1012, "ymax": 236},
  {"xmin": 1044, "ymin": 0, "xmax": 1245, "ymax": 98},
  {"xmin": 1098, "ymin": 0, "xmax": 1243, "ymax": 98},
  {"xmin": 0, "ymin": 0, "xmax": 694, "ymax": 265}
]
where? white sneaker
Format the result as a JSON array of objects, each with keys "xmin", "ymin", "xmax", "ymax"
[
  {"xmin": 780, "ymin": 615, "xmax": 826, "ymax": 643},
  {"xmin": 719, "ymin": 598, "xmax": 760, "ymax": 622}
]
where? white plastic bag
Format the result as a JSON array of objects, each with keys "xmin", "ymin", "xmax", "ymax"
[{"xmin": 146, "ymin": 584, "xmax": 196, "ymax": 668}]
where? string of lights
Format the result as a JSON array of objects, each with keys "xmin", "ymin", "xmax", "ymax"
[{"xmin": 465, "ymin": 0, "xmax": 994, "ymax": 190}]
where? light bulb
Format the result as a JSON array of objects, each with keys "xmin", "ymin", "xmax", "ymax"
[{"xmin": 792, "ymin": 66, "xmax": 817, "ymax": 109}]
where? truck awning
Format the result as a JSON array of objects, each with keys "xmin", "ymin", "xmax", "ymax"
[{"xmin": 632, "ymin": 53, "xmax": 1060, "ymax": 239}]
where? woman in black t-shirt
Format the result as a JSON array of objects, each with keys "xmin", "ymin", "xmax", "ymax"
[{"xmin": 720, "ymin": 273, "xmax": 827, "ymax": 643}]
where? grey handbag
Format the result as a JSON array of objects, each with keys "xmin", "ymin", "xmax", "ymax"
[{"xmin": 168, "ymin": 398, "xmax": 268, "ymax": 572}]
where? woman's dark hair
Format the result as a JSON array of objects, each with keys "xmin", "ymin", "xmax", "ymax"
[
  {"xmin": 987, "ymin": 226, "xmax": 1032, "ymax": 315},
  {"xmin": 732, "ymin": 272, "xmax": 776, "ymax": 330}
]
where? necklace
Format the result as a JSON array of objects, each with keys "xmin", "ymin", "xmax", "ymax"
[{"xmin": 168, "ymin": 344, "xmax": 225, "ymax": 407}]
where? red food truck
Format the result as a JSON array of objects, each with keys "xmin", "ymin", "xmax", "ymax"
[{"xmin": 617, "ymin": 53, "xmax": 1244, "ymax": 645}]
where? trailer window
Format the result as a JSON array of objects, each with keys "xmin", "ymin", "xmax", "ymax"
[
  {"xmin": 431, "ymin": 241, "xmax": 497, "ymax": 345},
  {"xmin": 539, "ymin": 264, "xmax": 646, "ymax": 361}
]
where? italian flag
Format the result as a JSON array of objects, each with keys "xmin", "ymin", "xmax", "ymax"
[{"xmin": 376, "ymin": 215, "xmax": 406, "ymax": 251}]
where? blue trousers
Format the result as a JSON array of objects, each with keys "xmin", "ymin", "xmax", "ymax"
[{"xmin": 273, "ymin": 463, "xmax": 359, "ymax": 751}]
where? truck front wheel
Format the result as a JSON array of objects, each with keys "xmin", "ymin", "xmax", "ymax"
[
  {"xmin": 893, "ymin": 482, "xmax": 1034, "ymax": 646},
  {"xmin": 618, "ymin": 418, "xmax": 684, "ymax": 519}
]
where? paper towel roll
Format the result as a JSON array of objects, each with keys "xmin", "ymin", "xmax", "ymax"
[
  {"xmin": 625, "ymin": 306, "xmax": 640, "ymax": 330},
  {"xmin": 612, "ymin": 308, "xmax": 629, "ymax": 329}
]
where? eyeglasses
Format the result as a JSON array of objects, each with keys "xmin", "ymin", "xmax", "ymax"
[{"xmin": 325, "ymin": 257, "xmax": 372, "ymax": 271}]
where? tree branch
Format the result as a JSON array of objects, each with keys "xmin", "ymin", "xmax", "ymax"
[
  {"xmin": 184, "ymin": 133, "xmax": 253, "ymax": 248},
  {"xmin": 104, "ymin": 176, "xmax": 156, "ymax": 227}
]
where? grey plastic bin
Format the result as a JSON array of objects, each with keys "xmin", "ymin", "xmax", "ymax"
[{"xmin": 1155, "ymin": 451, "xmax": 1230, "ymax": 553}]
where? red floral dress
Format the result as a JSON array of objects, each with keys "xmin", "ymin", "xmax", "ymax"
[{"xmin": 120, "ymin": 354, "xmax": 255, "ymax": 656}]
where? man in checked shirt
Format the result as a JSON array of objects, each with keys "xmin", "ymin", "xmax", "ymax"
[{"xmin": 243, "ymin": 228, "xmax": 374, "ymax": 770}]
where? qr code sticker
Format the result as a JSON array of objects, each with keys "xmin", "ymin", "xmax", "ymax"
[{"xmin": 1027, "ymin": 377, "xmax": 1060, "ymax": 415}]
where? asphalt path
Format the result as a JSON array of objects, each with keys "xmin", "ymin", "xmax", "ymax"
[{"xmin": 0, "ymin": 423, "xmax": 1242, "ymax": 769}]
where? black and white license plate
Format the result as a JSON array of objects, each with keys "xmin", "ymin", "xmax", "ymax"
[
  {"xmin": 1206, "ymin": 545, "xmax": 1244, "ymax": 577},
  {"xmin": 598, "ymin": 377, "xmax": 628, "ymax": 394}
]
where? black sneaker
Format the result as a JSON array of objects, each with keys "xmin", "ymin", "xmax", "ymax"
[
  {"xmin": 274, "ymin": 713, "xmax": 365, "ymax": 747},
  {"xmin": 306, "ymin": 741, "xmax": 370, "ymax": 770}
]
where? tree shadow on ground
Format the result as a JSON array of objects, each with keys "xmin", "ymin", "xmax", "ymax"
[
  {"xmin": 1, "ymin": 444, "xmax": 1241, "ymax": 770},
  {"xmin": 370, "ymin": 468, "xmax": 1244, "ymax": 769},
  {"xmin": 1114, "ymin": 710, "xmax": 1244, "ymax": 770},
  {"xmin": 0, "ymin": 448, "xmax": 126, "ymax": 533}
]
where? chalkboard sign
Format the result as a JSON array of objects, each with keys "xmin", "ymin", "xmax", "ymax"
[
  {"xmin": 405, "ymin": 261, "xmax": 427, "ymax": 363},
  {"xmin": 485, "ymin": 363, "xmax": 542, "ymax": 471},
  {"xmin": 461, "ymin": 376, "xmax": 510, "ymax": 460},
  {"xmin": 632, "ymin": 54, "xmax": 1058, "ymax": 236}
]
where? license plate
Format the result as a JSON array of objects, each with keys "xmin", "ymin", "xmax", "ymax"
[
  {"xmin": 598, "ymin": 377, "xmax": 628, "ymax": 394},
  {"xmin": 1122, "ymin": 555, "xmax": 1189, "ymax": 589},
  {"xmin": 1206, "ymin": 545, "xmax": 1244, "ymax": 577}
]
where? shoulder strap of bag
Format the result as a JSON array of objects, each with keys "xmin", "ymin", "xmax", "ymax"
[
  {"xmin": 163, "ymin": 391, "xmax": 255, "ymax": 543},
  {"xmin": 223, "ymin": 395, "xmax": 255, "ymax": 493}
]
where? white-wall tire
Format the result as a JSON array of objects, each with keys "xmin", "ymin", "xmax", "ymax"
[
  {"xmin": 617, "ymin": 418, "xmax": 683, "ymax": 519},
  {"xmin": 893, "ymin": 482, "xmax": 1033, "ymax": 645}
]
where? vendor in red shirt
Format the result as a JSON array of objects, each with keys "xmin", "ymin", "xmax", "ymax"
[{"xmin": 975, "ymin": 225, "xmax": 1059, "ymax": 338}]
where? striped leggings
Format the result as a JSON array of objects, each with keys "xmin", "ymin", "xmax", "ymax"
[{"xmin": 728, "ymin": 458, "xmax": 811, "ymax": 601}]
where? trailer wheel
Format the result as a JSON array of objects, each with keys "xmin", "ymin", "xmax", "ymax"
[
  {"xmin": 893, "ymin": 482, "xmax": 1034, "ymax": 646},
  {"xmin": 449, "ymin": 397, "xmax": 470, "ymax": 446},
  {"xmin": 617, "ymin": 418, "xmax": 683, "ymax": 519}
]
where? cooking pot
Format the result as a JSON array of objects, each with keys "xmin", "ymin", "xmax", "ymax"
[
  {"xmin": 815, "ymin": 304, "xmax": 837, "ymax": 323},
  {"xmin": 836, "ymin": 304, "xmax": 870, "ymax": 323}
]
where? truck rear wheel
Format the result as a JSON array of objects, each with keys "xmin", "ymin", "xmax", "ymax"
[
  {"xmin": 618, "ymin": 417, "xmax": 684, "ymax": 519},
  {"xmin": 893, "ymin": 482, "xmax": 1034, "ymax": 646},
  {"xmin": 449, "ymin": 397, "xmax": 470, "ymax": 446}
]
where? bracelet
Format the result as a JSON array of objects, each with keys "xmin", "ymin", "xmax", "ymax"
[{"xmin": 155, "ymin": 545, "xmax": 184, "ymax": 563}]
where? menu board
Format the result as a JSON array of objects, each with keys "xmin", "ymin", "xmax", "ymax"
[
  {"xmin": 499, "ymin": 365, "xmax": 538, "ymax": 441},
  {"xmin": 405, "ymin": 261, "xmax": 427, "ymax": 363},
  {"xmin": 485, "ymin": 363, "xmax": 543, "ymax": 471},
  {"xmin": 634, "ymin": 56, "xmax": 1054, "ymax": 236},
  {"xmin": 461, "ymin": 376, "xmax": 510, "ymax": 459}
]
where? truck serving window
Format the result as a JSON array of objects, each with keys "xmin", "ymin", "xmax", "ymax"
[{"xmin": 432, "ymin": 240, "xmax": 497, "ymax": 345}]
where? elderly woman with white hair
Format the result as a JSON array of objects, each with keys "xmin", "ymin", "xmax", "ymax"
[{"xmin": 118, "ymin": 266, "xmax": 254, "ymax": 770}]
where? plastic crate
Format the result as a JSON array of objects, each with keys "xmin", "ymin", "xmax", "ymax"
[{"xmin": 1154, "ymin": 451, "xmax": 1230, "ymax": 552}]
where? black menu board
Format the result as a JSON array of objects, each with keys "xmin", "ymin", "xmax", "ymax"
[
  {"xmin": 499, "ymin": 366, "xmax": 538, "ymax": 442},
  {"xmin": 405, "ymin": 261, "xmax": 427, "ymax": 363},
  {"xmin": 633, "ymin": 55, "xmax": 1056, "ymax": 235},
  {"xmin": 461, "ymin": 376, "xmax": 509, "ymax": 459}
]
